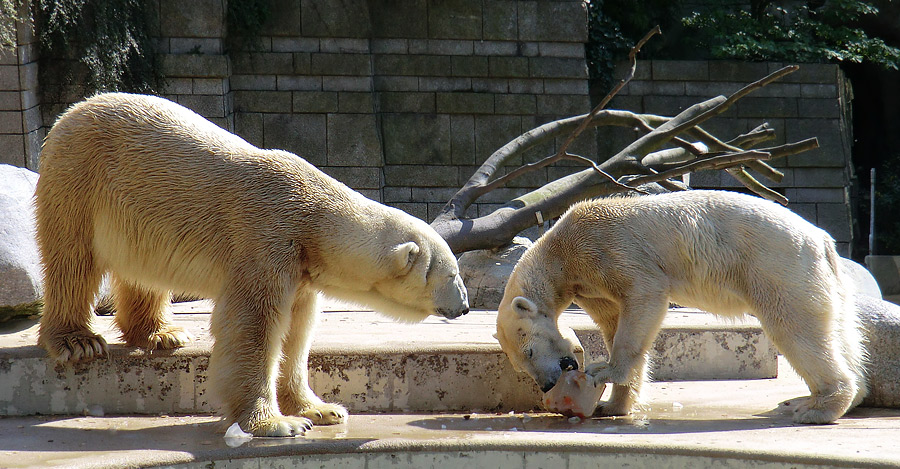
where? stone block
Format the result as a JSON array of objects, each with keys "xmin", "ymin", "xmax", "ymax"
[
  {"xmin": 389, "ymin": 201, "xmax": 428, "ymax": 220},
  {"xmin": 382, "ymin": 114, "xmax": 451, "ymax": 165},
  {"xmin": 263, "ymin": 113, "xmax": 327, "ymax": 165},
  {"xmin": 271, "ymin": 37, "xmax": 320, "ymax": 53},
  {"xmin": 0, "ymin": 91, "xmax": 21, "ymax": 110},
  {"xmin": 370, "ymin": 0, "xmax": 427, "ymax": 38},
  {"xmin": 231, "ymin": 74, "xmax": 276, "ymax": 91},
  {"xmin": 161, "ymin": 54, "xmax": 229, "ymax": 78},
  {"xmin": 708, "ymin": 61, "xmax": 769, "ymax": 82},
  {"xmin": 798, "ymin": 98, "xmax": 841, "ymax": 118},
  {"xmin": 543, "ymin": 79, "xmax": 588, "ymax": 95},
  {"xmin": 474, "ymin": 40, "xmax": 518, "ymax": 57},
  {"xmin": 384, "ymin": 165, "xmax": 458, "ymax": 187},
  {"xmin": 483, "ymin": 1, "xmax": 518, "ymax": 41},
  {"xmin": 472, "ymin": 78, "xmax": 509, "ymax": 94},
  {"xmin": 321, "ymin": 166, "xmax": 383, "ymax": 190},
  {"xmin": 436, "ymin": 92, "xmax": 494, "ymax": 114},
  {"xmin": 774, "ymin": 63, "xmax": 838, "ymax": 83},
  {"xmin": 428, "ymin": 0, "xmax": 482, "ymax": 40},
  {"xmin": 378, "ymin": 92, "xmax": 435, "ymax": 113},
  {"xmin": 410, "ymin": 187, "xmax": 460, "ymax": 203},
  {"xmin": 169, "ymin": 38, "xmax": 222, "ymax": 55},
  {"xmin": 301, "ymin": 0, "xmax": 371, "ymax": 38},
  {"xmin": 518, "ymin": 1, "xmax": 587, "ymax": 42},
  {"xmin": 260, "ymin": 0, "xmax": 304, "ymax": 36},
  {"xmin": 652, "ymin": 60, "xmax": 709, "ymax": 81},
  {"xmin": 785, "ymin": 119, "xmax": 846, "ymax": 167},
  {"xmin": 0, "ymin": 135, "xmax": 24, "ymax": 166},
  {"xmin": 815, "ymin": 202, "xmax": 851, "ymax": 242},
  {"xmin": 450, "ymin": 114, "xmax": 475, "ymax": 165},
  {"xmin": 292, "ymin": 91, "xmax": 338, "ymax": 113},
  {"xmin": 338, "ymin": 92, "xmax": 374, "ymax": 113},
  {"xmin": 800, "ymin": 83, "xmax": 838, "ymax": 99},
  {"xmin": 319, "ymin": 38, "xmax": 370, "ymax": 54},
  {"xmin": 371, "ymin": 39, "xmax": 408, "ymax": 54},
  {"xmin": 231, "ymin": 52, "xmax": 293, "ymax": 75},
  {"xmin": 509, "ymin": 78, "xmax": 543, "ymax": 94},
  {"xmin": 643, "ymin": 95, "xmax": 716, "ymax": 118},
  {"xmin": 234, "ymin": 90, "xmax": 292, "ymax": 113},
  {"xmin": 791, "ymin": 167, "xmax": 846, "ymax": 188},
  {"xmin": 310, "ymin": 53, "xmax": 371, "ymax": 76},
  {"xmin": 292, "ymin": 52, "xmax": 311, "ymax": 74},
  {"xmin": 419, "ymin": 77, "xmax": 472, "ymax": 92},
  {"xmin": 0, "ymin": 111, "xmax": 22, "ymax": 133},
  {"xmin": 177, "ymin": 95, "xmax": 228, "ymax": 119},
  {"xmin": 737, "ymin": 97, "xmax": 799, "ymax": 118},
  {"xmin": 747, "ymin": 83, "xmax": 801, "ymax": 98},
  {"xmin": 538, "ymin": 42, "xmax": 585, "ymax": 58},
  {"xmin": 535, "ymin": 94, "xmax": 589, "ymax": 115},
  {"xmin": 383, "ymin": 186, "xmax": 412, "ymax": 203},
  {"xmin": 192, "ymin": 78, "xmax": 227, "ymax": 95},
  {"xmin": 234, "ymin": 112, "xmax": 264, "ymax": 147},
  {"xmin": 277, "ymin": 76, "xmax": 321, "ymax": 91},
  {"xmin": 322, "ymin": 76, "xmax": 372, "ymax": 92},
  {"xmin": 418, "ymin": 39, "xmax": 474, "ymax": 56},
  {"xmin": 489, "ymin": 56, "xmax": 529, "ymax": 78},
  {"xmin": 474, "ymin": 115, "xmax": 522, "ymax": 165},
  {"xmin": 495, "ymin": 94, "xmax": 536, "ymax": 115},
  {"xmin": 159, "ymin": 0, "xmax": 225, "ymax": 38},
  {"xmin": 529, "ymin": 57, "xmax": 588, "ymax": 79},
  {"xmin": 374, "ymin": 76, "xmax": 419, "ymax": 92},
  {"xmin": 326, "ymin": 114, "xmax": 382, "ymax": 166},
  {"xmin": 451, "ymin": 56, "xmax": 489, "ymax": 77}
]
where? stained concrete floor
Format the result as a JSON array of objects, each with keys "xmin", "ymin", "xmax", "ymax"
[{"xmin": 1, "ymin": 356, "xmax": 899, "ymax": 468}]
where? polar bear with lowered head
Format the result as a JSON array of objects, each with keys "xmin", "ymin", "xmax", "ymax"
[
  {"xmin": 36, "ymin": 93, "xmax": 469, "ymax": 437},
  {"xmin": 496, "ymin": 190, "xmax": 866, "ymax": 424}
]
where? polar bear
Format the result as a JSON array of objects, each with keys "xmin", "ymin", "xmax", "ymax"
[
  {"xmin": 35, "ymin": 93, "xmax": 469, "ymax": 436},
  {"xmin": 496, "ymin": 190, "xmax": 866, "ymax": 424}
]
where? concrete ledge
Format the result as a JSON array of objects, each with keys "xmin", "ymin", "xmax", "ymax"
[
  {"xmin": 0, "ymin": 301, "xmax": 776, "ymax": 416},
  {"xmin": 2, "ymin": 359, "xmax": 898, "ymax": 469}
]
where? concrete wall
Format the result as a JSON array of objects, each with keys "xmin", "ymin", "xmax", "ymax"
[{"xmin": 0, "ymin": 0, "xmax": 854, "ymax": 253}]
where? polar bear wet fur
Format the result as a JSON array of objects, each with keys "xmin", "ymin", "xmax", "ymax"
[
  {"xmin": 496, "ymin": 190, "xmax": 866, "ymax": 424},
  {"xmin": 35, "ymin": 93, "xmax": 469, "ymax": 436}
]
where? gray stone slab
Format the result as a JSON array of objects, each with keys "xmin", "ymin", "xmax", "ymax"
[{"xmin": 0, "ymin": 164, "xmax": 41, "ymax": 315}]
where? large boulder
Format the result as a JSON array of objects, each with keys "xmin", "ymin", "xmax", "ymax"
[
  {"xmin": 841, "ymin": 257, "xmax": 882, "ymax": 299},
  {"xmin": 458, "ymin": 236, "xmax": 532, "ymax": 310},
  {"xmin": 857, "ymin": 293, "xmax": 900, "ymax": 408},
  {"xmin": 0, "ymin": 164, "xmax": 42, "ymax": 321}
]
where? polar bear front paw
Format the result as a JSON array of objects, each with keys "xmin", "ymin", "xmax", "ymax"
[
  {"xmin": 146, "ymin": 327, "xmax": 193, "ymax": 350},
  {"xmin": 792, "ymin": 397, "xmax": 841, "ymax": 424},
  {"xmin": 246, "ymin": 415, "xmax": 313, "ymax": 437},
  {"xmin": 299, "ymin": 403, "xmax": 348, "ymax": 425},
  {"xmin": 42, "ymin": 330, "xmax": 109, "ymax": 363},
  {"xmin": 585, "ymin": 361, "xmax": 613, "ymax": 386}
]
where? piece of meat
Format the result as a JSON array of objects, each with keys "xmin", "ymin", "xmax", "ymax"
[{"xmin": 542, "ymin": 370, "xmax": 606, "ymax": 418}]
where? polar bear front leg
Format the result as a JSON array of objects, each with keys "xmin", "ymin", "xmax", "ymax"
[
  {"xmin": 111, "ymin": 276, "xmax": 192, "ymax": 350},
  {"xmin": 277, "ymin": 288, "xmax": 348, "ymax": 425},
  {"xmin": 585, "ymin": 292, "xmax": 667, "ymax": 416},
  {"xmin": 209, "ymin": 283, "xmax": 312, "ymax": 437}
]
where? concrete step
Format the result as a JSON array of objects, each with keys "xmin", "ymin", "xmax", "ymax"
[
  {"xmin": 2, "ymin": 359, "xmax": 899, "ymax": 469},
  {"xmin": 0, "ymin": 300, "xmax": 776, "ymax": 417}
]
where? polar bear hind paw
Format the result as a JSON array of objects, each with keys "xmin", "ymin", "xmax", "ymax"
[
  {"xmin": 146, "ymin": 327, "xmax": 193, "ymax": 350},
  {"xmin": 246, "ymin": 415, "xmax": 313, "ymax": 437},
  {"xmin": 43, "ymin": 330, "xmax": 109, "ymax": 363},
  {"xmin": 300, "ymin": 403, "xmax": 348, "ymax": 425}
]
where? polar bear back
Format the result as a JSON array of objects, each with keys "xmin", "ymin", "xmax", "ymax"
[{"xmin": 541, "ymin": 190, "xmax": 841, "ymax": 316}]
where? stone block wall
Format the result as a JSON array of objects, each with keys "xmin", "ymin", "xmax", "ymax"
[
  {"xmin": 0, "ymin": 1, "xmax": 41, "ymax": 170},
  {"xmin": 606, "ymin": 60, "xmax": 854, "ymax": 255}
]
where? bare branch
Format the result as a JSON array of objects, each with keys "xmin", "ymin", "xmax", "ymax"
[{"xmin": 726, "ymin": 167, "xmax": 789, "ymax": 205}]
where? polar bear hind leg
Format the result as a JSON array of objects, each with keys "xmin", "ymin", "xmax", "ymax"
[
  {"xmin": 277, "ymin": 288, "xmax": 348, "ymax": 425},
  {"xmin": 35, "ymin": 181, "xmax": 108, "ymax": 362},
  {"xmin": 111, "ymin": 276, "xmax": 191, "ymax": 350},
  {"xmin": 208, "ymin": 277, "xmax": 312, "ymax": 437}
]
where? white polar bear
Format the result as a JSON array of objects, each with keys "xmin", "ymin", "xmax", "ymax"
[
  {"xmin": 496, "ymin": 190, "xmax": 866, "ymax": 424},
  {"xmin": 35, "ymin": 93, "xmax": 469, "ymax": 437}
]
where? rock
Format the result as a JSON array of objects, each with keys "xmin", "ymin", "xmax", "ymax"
[
  {"xmin": 0, "ymin": 164, "xmax": 42, "ymax": 321},
  {"xmin": 864, "ymin": 255, "xmax": 900, "ymax": 297},
  {"xmin": 458, "ymin": 236, "xmax": 532, "ymax": 309},
  {"xmin": 856, "ymin": 294, "xmax": 900, "ymax": 408},
  {"xmin": 841, "ymin": 257, "xmax": 882, "ymax": 299}
]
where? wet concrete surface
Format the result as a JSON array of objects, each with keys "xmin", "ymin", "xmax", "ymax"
[{"xmin": 1, "ymin": 357, "xmax": 899, "ymax": 468}]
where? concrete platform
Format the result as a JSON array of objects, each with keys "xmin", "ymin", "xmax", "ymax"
[
  {"xmin": 0, "ymin": 300, "xmax": 775, "ymax": 416},
  {"xmin": 2, "ymin": 358, "xmax": 899, "ymax": 469}
]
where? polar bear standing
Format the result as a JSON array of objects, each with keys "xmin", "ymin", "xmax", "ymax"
[
  {"xmin": 496, "ymin": 190, "xmax": 866, "ymax": 424},
  {"xmin": 35, "ymin": 93, "xmax": 469, "ymax": 436}
]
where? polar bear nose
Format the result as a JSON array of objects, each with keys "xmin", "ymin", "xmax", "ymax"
[
  {"xmin": 559, "ymin": 356, "xmax": 578, "ymax": 372},
  {"xmin": 438, "ymin": 306, "xmax": 469, "ymax": 319}
]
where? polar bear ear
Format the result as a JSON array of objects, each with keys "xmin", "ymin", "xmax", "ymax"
[
  {"xmin": 392, "ymin": 241, "xmax": 420, "ymax": 272},
  {"xmin": 512, "ymin": 296, "xmax": 538, "ymax": 318}
]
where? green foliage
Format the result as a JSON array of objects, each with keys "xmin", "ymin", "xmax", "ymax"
[
  {"xmin": 226, "ymin": 0, "xmax": 270, "ymax": 51},
  {"xmin": 682, "ymin": 1, "xmax": 900, "ymax": 70},
  {"xmin": 38, "ymin": 0, "xmax": 161, "ymax": 96},
  {"xmin": 1, "ymin": 0, "xmax": 20, "ymax": 50}
]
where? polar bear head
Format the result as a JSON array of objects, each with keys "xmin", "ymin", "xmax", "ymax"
[
  {"xmin": 496, "ymin": 291, "xmax": 580, "ymax": 393},
  {"xmin": 312, "ymin": 204, "xmax": 469, "ymax": 323}
]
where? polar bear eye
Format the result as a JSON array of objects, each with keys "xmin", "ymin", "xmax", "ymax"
[{"xmin": 526, "ymin": 348, "xmax": 533, "ymax": 358}]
